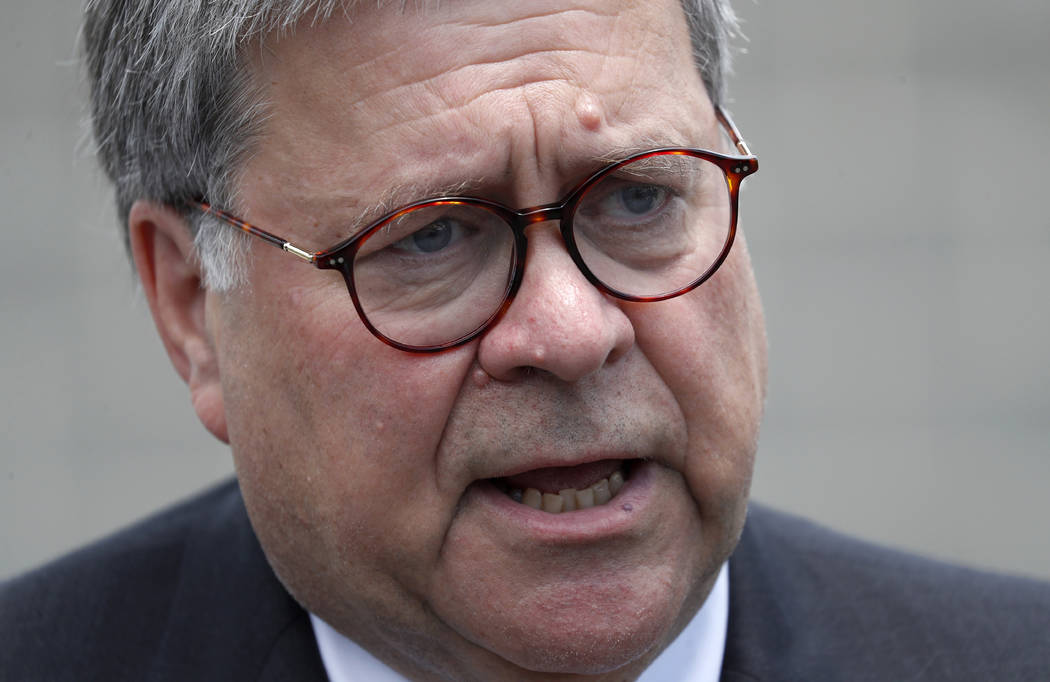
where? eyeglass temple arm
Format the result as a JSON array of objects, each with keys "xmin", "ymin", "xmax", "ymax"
[
  {"xmin": 190, "ymin": 201, "xmax": 316, "ymax": 263},
  {"xmin": 715, "ymin": 105, "xmax": 753, "ymax": 157}
]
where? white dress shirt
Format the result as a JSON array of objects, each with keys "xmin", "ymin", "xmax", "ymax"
[{"xmin": 311, "ymin": 563, "xmax": 729, "ymax": 682}]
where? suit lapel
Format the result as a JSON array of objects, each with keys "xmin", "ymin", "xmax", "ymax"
[
  {"xmin": 257, "ymin": 612, "xmax": 330, "ymax": 682},
  {"xmin": 719, "ymin": 506, "xmax": 794, "ymax": 682}
]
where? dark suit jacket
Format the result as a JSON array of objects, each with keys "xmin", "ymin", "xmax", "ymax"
[{"xmin": 3, "ymin": 480, "xmax": 1048, "ymax": 681}]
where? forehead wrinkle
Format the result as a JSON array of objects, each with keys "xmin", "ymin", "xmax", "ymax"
[
  {"xmin": 256, "ymin": 47, "xmax": 616, "ymax": 193},
  {"xmin": 332, "ymin": 47, "xmax": 611, "ymax": 144},
  {"xmin": 593, "ymin": 2, "xmax": 700, "ymax": 124},
  {"xmin": 257, "ymin": 1, "xmax": 678, "ymax": 140},
  {"xmin": 446, "ymin": 5, "xmax": 618, "ymax": 30},
  {"xmin": 260, "ymin": 6, "xmax": 656, "ymax": 146},
  {"xmin": 288, "ymin": 5, "xmax": 629, "ymax": 128}
]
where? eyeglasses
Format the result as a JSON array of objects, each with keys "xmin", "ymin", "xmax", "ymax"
[{"xmin": 189, "ymin": 106, "xmax": 757, "ymax": 353}]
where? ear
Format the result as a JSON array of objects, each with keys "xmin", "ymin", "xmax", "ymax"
[{"xmin": 129, "ymin": 201, "xmax": 229, "ymax": 443}]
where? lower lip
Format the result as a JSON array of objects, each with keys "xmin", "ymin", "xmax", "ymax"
[{"xmin": 467, "ymin": 460, "xmax": 660, "ymax": 542}]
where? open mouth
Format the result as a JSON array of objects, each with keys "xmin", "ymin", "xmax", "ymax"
[{"xmin": 490, "ymin": 459, "xmax": 636, "ymax": 514}]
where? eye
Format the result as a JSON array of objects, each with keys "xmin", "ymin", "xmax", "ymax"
[
  {"xmin": 588, "ymin": 182, "xmax": 673, "ymax": 224},
  {"xmin": 393, "ymin": 217, "xmax": 467, "ymax": 254},
  {"xmin": 617, "ymin": 185, "xmax": 667, "ymax": 216}
]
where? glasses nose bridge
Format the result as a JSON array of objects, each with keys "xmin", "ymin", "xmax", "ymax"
[
  {"xmin": 508, "ymin": 200, "xmax": 579, "ymax": 274},
  {"xmin": 514, "ymin": 201, "xmax": 566, "ymax": 230},
  {"xmin": 503, "ymin": 198, "xmax": 602, "ymax": 306}
]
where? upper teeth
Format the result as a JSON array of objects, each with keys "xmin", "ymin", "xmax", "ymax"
[{"xmin": 510, "ymin": 470, "xmax": 625, "ymax": 514}]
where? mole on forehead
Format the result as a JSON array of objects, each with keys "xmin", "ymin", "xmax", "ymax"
[{"xmin": 575, "ymin": 92, "xmax": 604, "ymax": 132}]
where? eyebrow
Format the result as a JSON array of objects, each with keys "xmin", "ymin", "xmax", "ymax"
[
  {"xmin": 307, "ymin": 138, "xmax": 708, "ymax": 245},
  {"xmin": 304, "ymin": 177, "xmax": 484, "ymax": 245},
  {"xmin": 597, "ymin": 133, "xmax": 724, "ymax": 163}
]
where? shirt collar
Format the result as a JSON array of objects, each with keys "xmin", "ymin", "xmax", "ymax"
[{"xmin": 311, "ymin": 562, "xmax": 729, "ymax": 682}]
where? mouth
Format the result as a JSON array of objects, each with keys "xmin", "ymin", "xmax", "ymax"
[{"xmin": 489, "ymin": 459, "xmax": 637, "ymax": 514}]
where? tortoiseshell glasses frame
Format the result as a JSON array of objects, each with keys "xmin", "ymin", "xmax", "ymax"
[{"xmin": 188, "ymin": 106, "xmax": 758, "ymax": 353}]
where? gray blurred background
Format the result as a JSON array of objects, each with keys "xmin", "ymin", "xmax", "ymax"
[{"xmin": 2, "ymin": 1, "xmax": 1048, "ymax": 581}]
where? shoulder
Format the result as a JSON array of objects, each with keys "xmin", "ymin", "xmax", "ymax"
[
  {"xmin": 0, "ymin": 479, "xmax": 321, "ymax": 681},
  {"xmin": 3, "ymin": 481, "xmax": 232, "ymax": 615},
  {"xmin": 0, "ymin": 481, "xmax": 241, "ymax": 678},
  {"xmin": 724, "ymin": 504, "xmax": 1050, "ymax": 681}
]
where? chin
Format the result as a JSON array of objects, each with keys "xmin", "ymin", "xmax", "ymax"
[
  {"xmin": 494, "ymin": 626, "xmax": 666, "ymax": 676},
  {"xmin": 466, "ymin": 586, "xmax": 685, "ymax": 677}
]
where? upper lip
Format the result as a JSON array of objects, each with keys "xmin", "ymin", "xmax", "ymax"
[{"xmin": 476, "ymin": 452, "xmax": 639, "ymax": 482}]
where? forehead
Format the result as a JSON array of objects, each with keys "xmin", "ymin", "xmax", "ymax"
[{"xmin": 241, "ymin": 0, "xmax": 711, "ymax": 237}]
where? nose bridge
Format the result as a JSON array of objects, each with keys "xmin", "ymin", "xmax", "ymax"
[
  {"xmin": 478, "ymin": 202, "xmax": 634, "ymax": 382},
  {"xmin": 507, "ymin": 200, "xmax": 581, "ymax": 297},
  {"xmin": 507, "ymin": 200, "xmax": 576, "ymax": 284}
]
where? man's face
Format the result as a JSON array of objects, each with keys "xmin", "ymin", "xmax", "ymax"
[{"xmin": 206, "ymin": 1, "xmax": 766, "ymax": 678}]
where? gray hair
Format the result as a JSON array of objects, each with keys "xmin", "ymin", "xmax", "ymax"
[{"xmin": 82, "ymin": 0, "xmax": 740, "ymax": 290}]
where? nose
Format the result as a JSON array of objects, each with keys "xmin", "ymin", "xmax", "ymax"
[{"xmin": 476, "ymin": 222, "xmax": 635, "ymax": 382}]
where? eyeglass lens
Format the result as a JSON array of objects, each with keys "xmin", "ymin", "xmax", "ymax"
[
  {"xmin": 350, "ymin": 152, "xmax": 732, "ymax": 349},
  {"xmin": 353, "ymin": 202, "xmax": 517, "ymax": 348}
]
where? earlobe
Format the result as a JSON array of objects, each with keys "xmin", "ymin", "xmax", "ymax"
[{"xmin": 128, "ymin": 201, "xmax": 229, "ymax": 443}]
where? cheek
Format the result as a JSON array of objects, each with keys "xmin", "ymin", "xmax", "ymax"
[
  {"xmin": 213, "ymin": 281, "xmax": 478, "ymax": 591},
  {"xmin": 221, "ymin": 277, "xmax": 472, "ymax": 463},
  {"xmin": 628, "ymin": 241, "xmax": 765, "ymax": 520}
]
